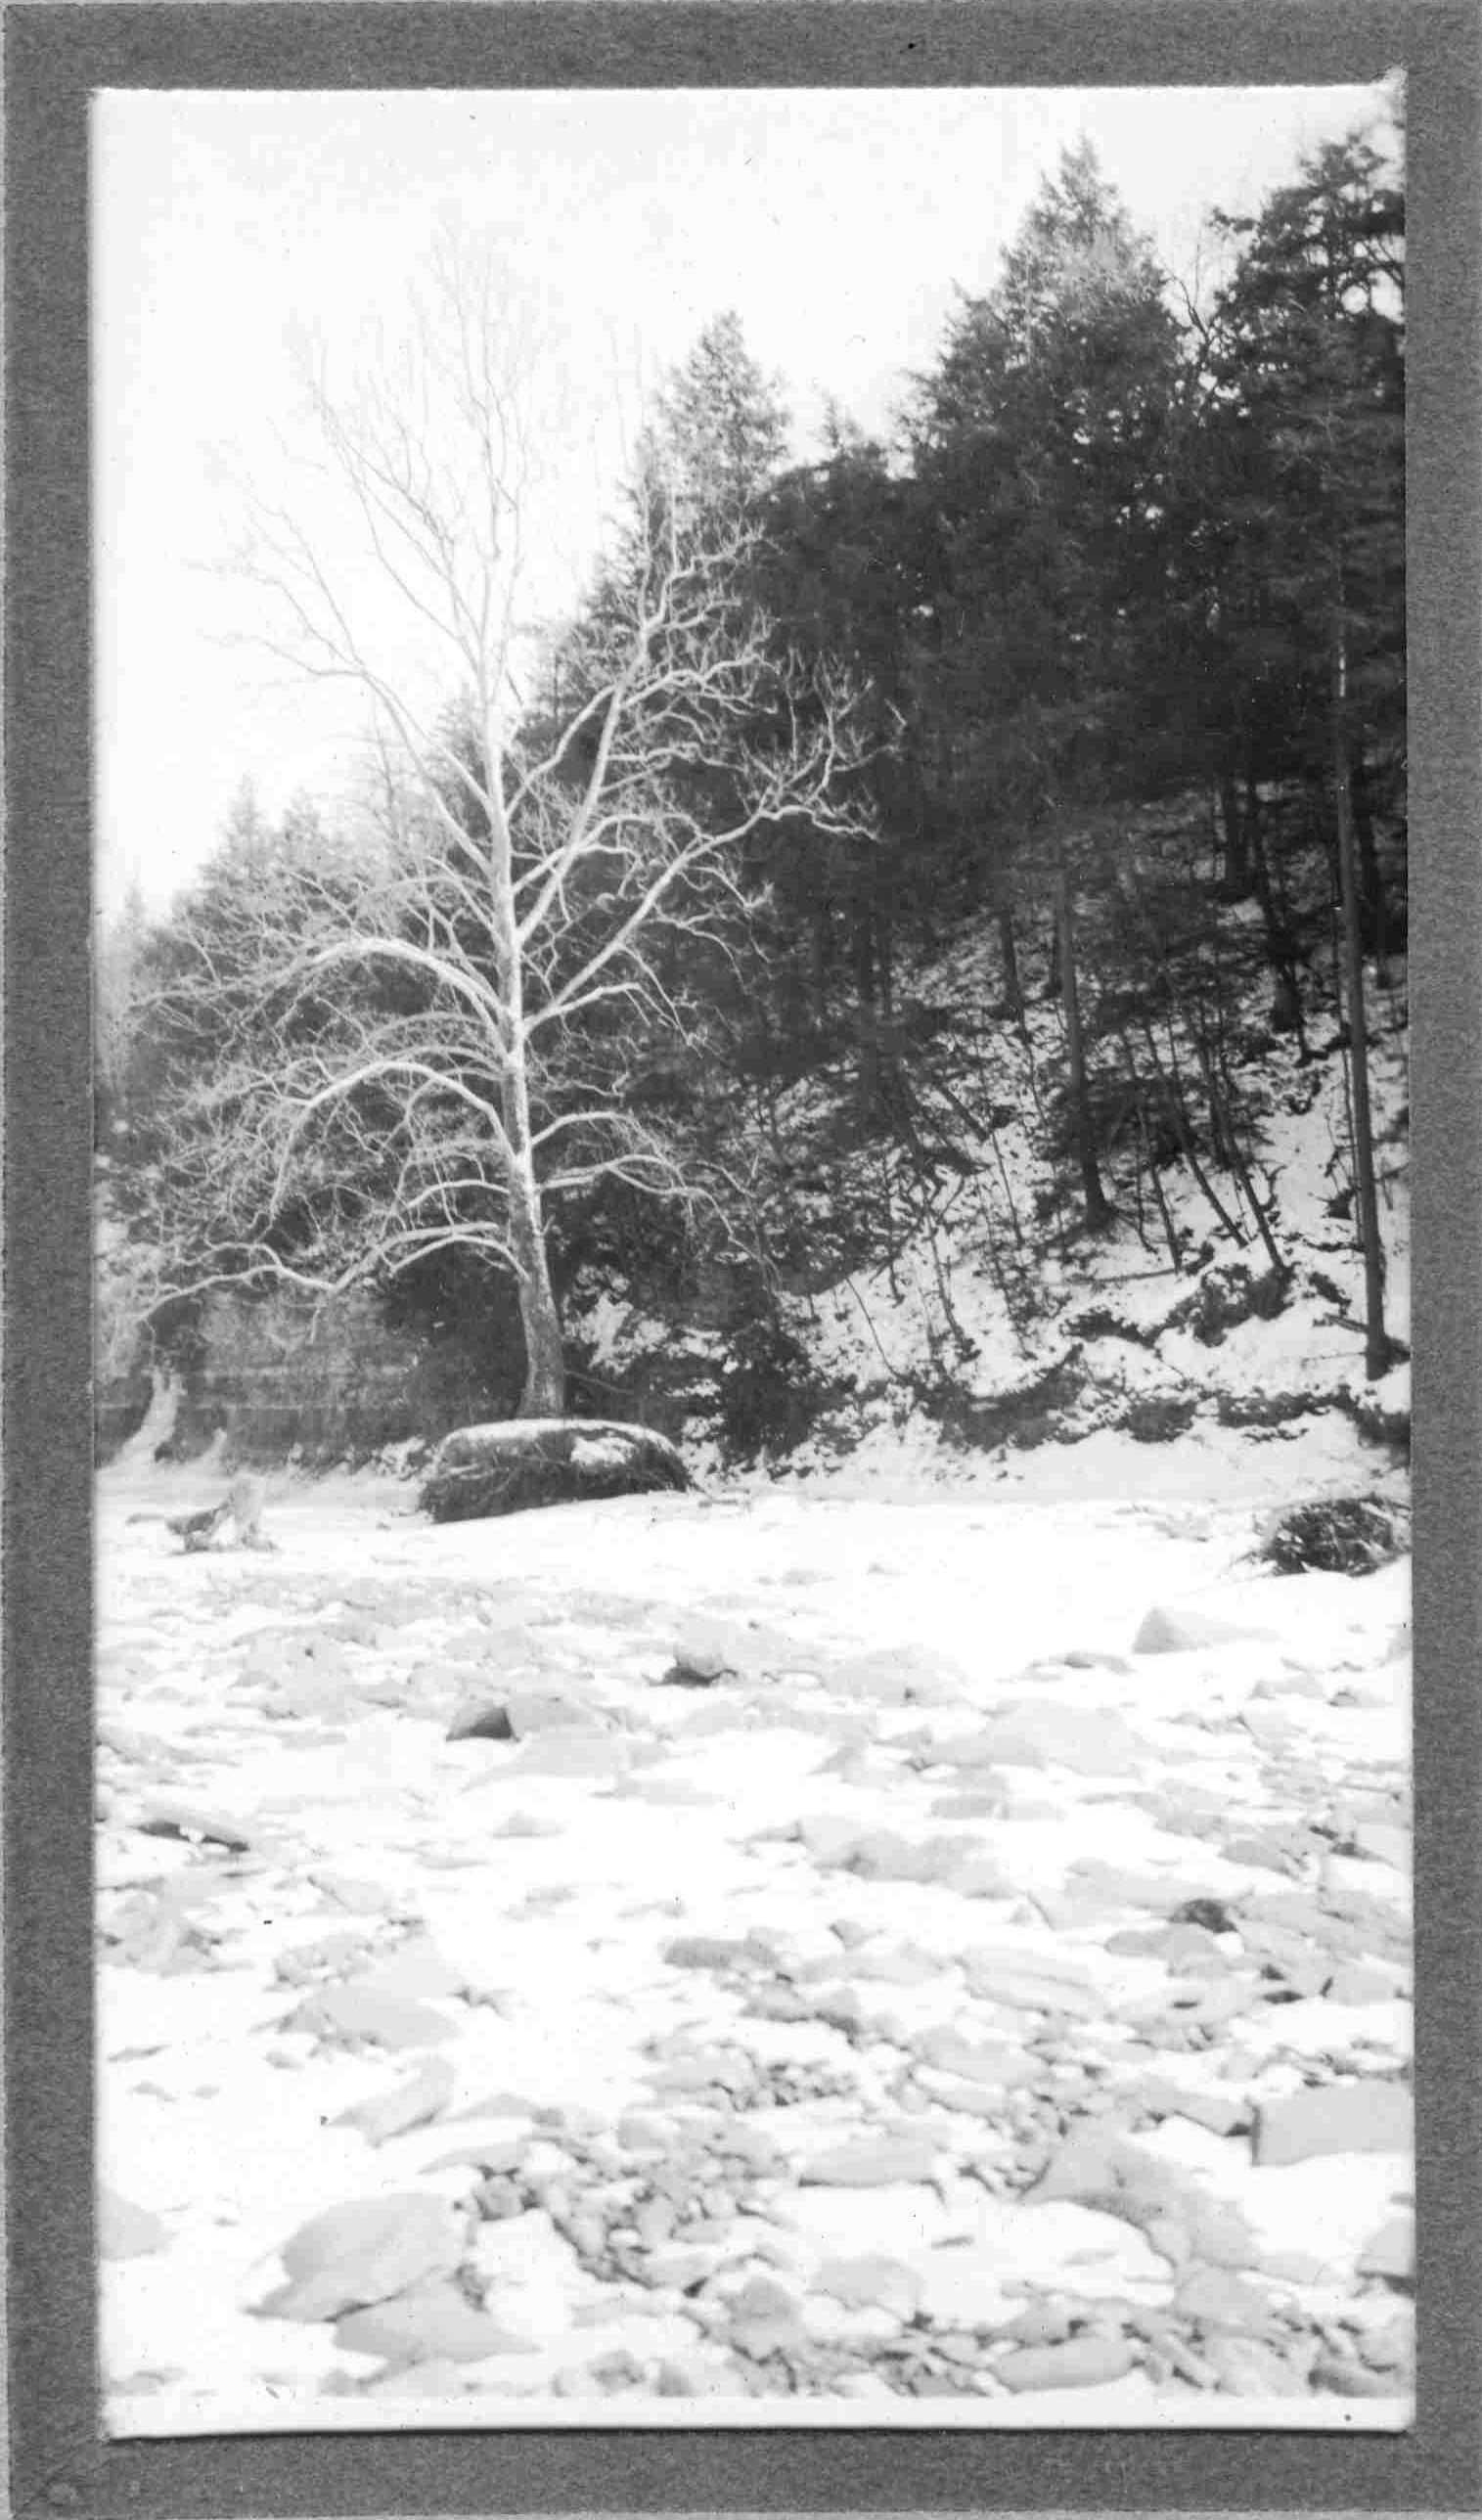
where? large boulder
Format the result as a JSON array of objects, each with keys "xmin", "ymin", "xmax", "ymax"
[
  {"xmin": 420, "ymin": 1418, "xmax": 692, "ymax": 1525},
  {"xmin": 1257, "ymin": 1494, "xmax": 1411, "ymax": 1576}
]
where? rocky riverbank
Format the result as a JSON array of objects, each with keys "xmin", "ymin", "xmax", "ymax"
[{"xmin": 97, "ymin": 1463, "xmax": 1412, "ymax": 2432}]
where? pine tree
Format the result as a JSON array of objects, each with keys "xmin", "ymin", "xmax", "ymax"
[
  {"xmin": 1205, "ymin": 134, "xmax": 1406, "ymax": 949},
  {"xmin": 758, "ymin": 430, "xmax": 919, "ymax": 1115},
  {"xmin": 642, "ymin": 309, "xmax": 789, "ymax": 530},
  {"xmin": 1205, "ymin": 130, "xmax": 1404, "ymax": 1372},
  {"xmin": 908, "ymin": 142, "xmax": 1182, "ymax": 1221}
]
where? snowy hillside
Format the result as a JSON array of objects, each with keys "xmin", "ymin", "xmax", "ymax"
[{"xmin": 569, "ymin": 906, "xmax": 1410, "ymax": 1504}]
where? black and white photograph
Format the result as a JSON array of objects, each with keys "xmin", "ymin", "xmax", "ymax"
[{"xmin": 92, "ymin": 73, "xmax": 1415, "ymax": 2435}]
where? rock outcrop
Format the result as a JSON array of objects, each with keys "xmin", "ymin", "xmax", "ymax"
[{"xmin": 420, "ymin": 1419, "xmax": 692, "ymax": 1525}]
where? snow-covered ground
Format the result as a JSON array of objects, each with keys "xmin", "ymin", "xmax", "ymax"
[
  {"xmin": 95, "ymin": 895, "xmax": 1413, "ymax": 2432},
  {"xmin": 97, "ymin": 1435, "xmax": 1413, "ymax": 2433}
]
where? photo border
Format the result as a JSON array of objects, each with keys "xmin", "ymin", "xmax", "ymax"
[{"xmin": 6, "ymin": 4, "xmax": 1479, "ymax": 2511}]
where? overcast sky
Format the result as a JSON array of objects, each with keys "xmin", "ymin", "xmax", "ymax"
[{"xmin": 95, "ymin": 78, "xmax": 1401, "ymax": 919}]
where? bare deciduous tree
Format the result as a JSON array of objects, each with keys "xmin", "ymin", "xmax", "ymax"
[{"xmin": 142, "ymin": 259, "xmax": 884, "ymax": 1415}]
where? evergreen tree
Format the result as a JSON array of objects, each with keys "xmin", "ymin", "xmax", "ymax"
[
  {"xmin": 96, "ymin": 878, "xmax": 155, "ymax": 1152},
  {"xmin": 1230, "ymin": 131, "xmax": 1402, "ymax": 1376},
  {"xmin": 1203, "ymin": 133, "xmax": 1405, "ymax": 952},
  {"xmin": 908, "ymin": 142, "xmax": 1184, "ymax": 1217},
  {"xmin": 758, "ymin": 429, "xmax": 919, "ymax": 1115},
  {"xmin": 641, "ymin": 308, "xmax": 790, "ymax": 529}
]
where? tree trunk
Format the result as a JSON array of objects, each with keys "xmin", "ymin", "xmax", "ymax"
[
  {"xmin": 991, "ymin": 855, "xmax": 1025, "ymax": 1026},
  {"xmin": 853, "ymin": 904, "xmax": 881, "ymax": 1120},
  {"xmin": 852, "ymin": 901, "xmax": 905, "ymax": 1124},
  {"xmin": 486, "ymin": 739, "xmax": 566, "ymax": 1419},
  {"xmin": 1136, "ymin": 1009, "xmax": 1245, "ymax": 1245},
  {"xmin": 500, "ymin": 983, "xmax": 563, "ymax": 1417},
  {"xmin": 1218, "ymin": 765, "xmax": 1252, "ymax": 899},
  {"xmin": 1246, "ymin": 798, "xmax": 1306, "ymax": 1047},
  {"xmin": 1351, "ymin": 745, "xmax": 1390, "ymax": 963},
  {"xmin": 508, "ymin": 1165, "xmax": 566, "ymax": 1417},
  {"xmin": 1332, "ymin": 615, "xmax": 1390, "ymax": 1380},
  {"xmin": 1054, "ymin": 838, "xmax": 1112, "ymax": 1229},
  {"xmin": 1045, "ymin": 902, "xmax": 1063, "ymax": 1001},
  {"xmin": 1121, "ymin": 1032, "xmax": 1182, "ymax": 1274},
  {"xmin": 876, "ymin": 904, "xmax": 896, "ymax": 1029}
]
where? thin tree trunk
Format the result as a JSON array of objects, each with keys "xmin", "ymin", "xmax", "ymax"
[
  {"xmin": 1195, "ymin": 1027, "xmax": 1285, "ymax": 1276},
  {"xmin": 1136, "ymin": 1011, "xmax": 1245, "ymax": 1245},
  {"xmin": 1192, "ymin": 1017, "xmax": 1234, "ymax": 1168},
  {"xmin": 1119, "ymin": 1029, "xmax": 1182, "ymax": 1272},
  {"xmin": 1246, "ymin": 801, "xmax": 1306, "ymax": 1046},
  {"xmin": 1202, "ymin": 872, "xmax": 1289, "ymax": 1280},
  {"xmin": 853, "ymin": 904, "xmax": 881, "ymax": 1120},
  {"xmin": 486, "ymin": 697, "xmax": 566, "ymax": 1419},
  {"xmin": 1218, "ymin": 766, "xmax": 1252, "ymax": 899},
  {"xmin": 876, "ymin": 903, "xmax": 900, "ymax": 1112},
  {"xmin": 1054, "ymin": 837, "xmax": 1111, "ymax": 1229},
  {"xmin": 1333, "ymin": 614, "xmax": 1390, "ymax": 1379},
  {"xmin": 1351, "ymin": 744, "xmax": 1390, "ymax": 966},
  {"xmin": 991, "ymin": 854, "xmax": 1026, "ymax": 1027}
]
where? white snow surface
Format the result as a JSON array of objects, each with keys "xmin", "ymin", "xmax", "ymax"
[
  {"xmin": 97, "ymin": 1445, "xmax": 1413, "ymax": 2434},
  {"xmin": 436, "ymin": 1418, "xmax": 675, "ymax": 1453}
]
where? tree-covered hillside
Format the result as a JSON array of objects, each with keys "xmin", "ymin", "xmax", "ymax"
[{"xmin": 97, "ymin": 132, "xmax": 1407, "ymax": 1473}]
